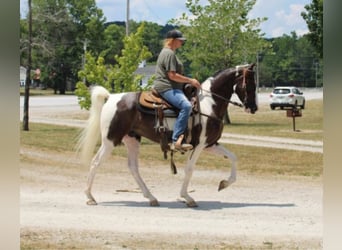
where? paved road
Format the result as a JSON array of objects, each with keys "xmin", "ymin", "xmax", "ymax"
[
  {"xmin": 19, "ymin": 90, "xmax": 323, "ymax": 153},
  {"xmin": 220, "ymin": 133, "xmax": 322, "ymax": 153}
]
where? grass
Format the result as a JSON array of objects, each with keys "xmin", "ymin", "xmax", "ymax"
[
  {"xmin": 20, "ymin": 121, "xmax": 323, "ymax": 177},
  {"xmin": 20, "ymin": 123, "xmax": 81, "ymax": 152},
  {"xmin": 225, "ymin": 99, "xmax": 323, "ymax": 141}
]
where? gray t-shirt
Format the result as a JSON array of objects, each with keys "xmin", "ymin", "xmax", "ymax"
[{"xmin": 153, "ymin": 47, "xmax": 184, "ymax": 93}]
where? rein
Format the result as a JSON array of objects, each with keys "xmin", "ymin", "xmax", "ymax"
[
  {"xmin": 200, "ymin": 89, "xmax": 244, "ymax": 108},
  {"xmin": 196, "ymin": 68, "xmax": 248, "ymax": 122},
  {"xmin": 197, "ymin": 89, "xmax": 243, "ymax": 123}
]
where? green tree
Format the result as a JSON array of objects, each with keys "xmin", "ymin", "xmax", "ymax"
[
  {"xmin": 21, "ymin": 0, "xmax": 76, "ymax": 93},
  {"xmin": 111, "ymin": 23, "xmax": 152, "ymax": 92},
  {"xmin": 20, "ymin": 0, "xmax": 106, "ymax": 94},
  {"xmin": 129, "ymin": 21, "xmax": 163, "ymax": 61},
  {"xmin": 173, "ymin": 0, "xmax": 268, "ymax": 81},
  {"xmin": 74, "ymin": 52, "xmax": 110, "ymax": 109},
  {"xmin": 100, "ymin": 24, "xmax": 125, "ymax": 64},
  {"xmin": 67, "ymin": 0, "xmax": 106, "ymax": 54},
  {"xmin": 170, "ymin": 0, "xmax": 268, "ymax": 124},
  {"xmin": 301, "ymin": 0, "xmax": 323, "ymax": 58},
  {"xmin": 75, "ymin": 23, "xmax": 153, "ymax": 110},
  {"xmin": 259, "ymin": 33, "xmax": 321, "ymax": 87}
]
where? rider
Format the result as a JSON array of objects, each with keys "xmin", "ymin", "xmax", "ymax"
[{"xmin": 153, "ymin": 29, "xmax": 201, "ymax": 151}]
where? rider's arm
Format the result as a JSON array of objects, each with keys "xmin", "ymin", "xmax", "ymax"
[{"xmin": 167, "ymin": 71, "xmax": 201, "ymax": 89}]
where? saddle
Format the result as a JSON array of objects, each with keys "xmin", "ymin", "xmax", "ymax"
[
  {"xmin": 138, "ymin": 84, "xmax": 198, "ymax": 117},
  {"xmin": 137, "ymin": 84, "xmax": 199, "ymax": 174},
  {"xmin": 138, "ymin": 89, "xmax": 176, "ymax": 116}
]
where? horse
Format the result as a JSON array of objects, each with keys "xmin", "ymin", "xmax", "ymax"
[{"xmin": 78, "ymin": 63, "xmax": 258, "ymax": 207}]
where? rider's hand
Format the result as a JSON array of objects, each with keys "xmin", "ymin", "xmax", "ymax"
[{"xmin": 189, "ymin": 78, "xmax": 201, "ymax": 89}]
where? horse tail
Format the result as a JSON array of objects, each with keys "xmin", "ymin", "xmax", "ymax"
[{"xmin": 77, "ymin": 86, "xmax": 110, "ymax": 165}]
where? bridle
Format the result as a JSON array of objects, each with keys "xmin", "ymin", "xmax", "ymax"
[
  {"xmin": 236, "ymin": 66, "xmax": 249, "ymax": 107},
  {"xmin": 194, "ymin": 67, "xmax": 254, "ymax": 123},
  {"xmin": 200, "ymin": 65, "xmax": 252, "ymax": 109}
]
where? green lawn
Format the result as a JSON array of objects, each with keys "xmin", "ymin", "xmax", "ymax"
[
  {"xmin": 225, "ymin": 99, "xmax": 323, "ymax": 141},
  {"xmin": 20, "ymin": 119, "xmax": 323, "ymax": 177}
]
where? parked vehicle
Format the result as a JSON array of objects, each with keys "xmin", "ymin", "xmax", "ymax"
[{"xmin": 270, "ymin": 86, "xmax": 305, "ymax": 110}]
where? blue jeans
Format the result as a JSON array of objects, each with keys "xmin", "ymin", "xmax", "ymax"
[{"xmin": 160, "ymin": 89, "xmax": 192, "ymax": 142}]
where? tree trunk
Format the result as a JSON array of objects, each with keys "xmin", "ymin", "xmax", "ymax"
[{"xmin": 23, "ymin": 0, "xmax": 32, "ymax": 131}]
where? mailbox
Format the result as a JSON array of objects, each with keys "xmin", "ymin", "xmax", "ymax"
[{"xmin": 287, "ymin": 109, "xmax": 302, "ymax": 117}]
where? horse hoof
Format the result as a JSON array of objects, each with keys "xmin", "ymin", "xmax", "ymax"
[
  {"xmin": 218, "ymin": 180, "xmax": 229, "ymax": 191},
  {"xmin": 86, "ymin": 199, "xmax": 97, "ymax": 205},
  {"xmin": 150, "ymin": 200, "xmax": 160, "ymax": 207},
  {"xmin": 186, "ymin": 200, "xmax": 198, "ymax": 208}
]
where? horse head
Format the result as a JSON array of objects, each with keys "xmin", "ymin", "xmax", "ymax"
[{"xmin": 234, "ymin": 63, "xmax": 258, "ymax": 114}]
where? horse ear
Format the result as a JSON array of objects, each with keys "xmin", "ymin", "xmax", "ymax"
[{"xmin": 248, "ymin": 63, "xmax": 256, "ymax": 70}]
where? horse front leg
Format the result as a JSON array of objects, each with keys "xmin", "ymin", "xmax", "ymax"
[
  {"xmin": 204, "ymin": 143, "xmax": 237, "ymax": 191},
  {"xmin": 123, "ymin": 135, "xmax": 159, "ymax": 206},
  {"xmin": 180, "ymin": 146, "xmax": 204, "ymax": 207}
]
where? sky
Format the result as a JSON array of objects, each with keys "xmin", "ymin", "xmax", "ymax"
[{"xmin": 20, "ymin": 0, "xmax": 311, "ymax": 38}]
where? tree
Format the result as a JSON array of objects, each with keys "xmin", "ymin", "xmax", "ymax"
[
  {"xmin": 301, "ymin": 0, "xmax": 323, "ymax": 58},
  {"xmin": 74, "ymin": 53, "xmax": 109, "ymax": 109},
  {"xmin": 259, "ymin": 33, "xmax": 321, "ymax": 87},
  {"xmin": 20, "ymin": 0, "xmax": 106, "ymax": 94},
  {"xmin": 100, "ymin": 24, "xmax": 125, "ymax": 64},
  {"xmin": 75, "ymin": 23, "xmax": 153, "ymax": 110},
  {"xmin": 129, "ymin": 21, "xmax": 164, "ymax": 62},
  {"xmin": 172, "ymin": 0, "xmax": 268, "ymax": 81},
  {"xmin": 171, "ymin": 0, "xmax": 268, "ymax": 124},
  {"xmin": 23, "ymin": 0, "xmax": 32, "ymax": 131},
  {"xmin": 111, "ymin": 23, "xmax": 152, "ymax": 92},
  {"xmin": 21, "ymin": 0, "xmax": 75, "ymax": 93}
]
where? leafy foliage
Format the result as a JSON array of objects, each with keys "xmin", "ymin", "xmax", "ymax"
[
  {"xmin": 259, "ymin": 33, "xmax": 322, "ymax": 87},
  {"xmin": 20, "ymin": 0, "xmax": 106, "ymax": 93},
  {"xmin": 111, "ymin": 23, "xmax": 152, "ymax": 92},
  {"xmin": 75, "ymin": 23, "xmax": 153, "ymax": 110},
  {"xmin": 20, "ymin": 0, "xmax": 324, "ymax": 101},
  {"xmin": 301, "ymin": 0, "xmax": 323, "ymax": 58},
  {"xmin": 75, "ymin": 53, "xmax": 109, "ymax": 109},
  {"xmin": 171, "ymin": 0, "xmax": 269, "ymax": 81}
]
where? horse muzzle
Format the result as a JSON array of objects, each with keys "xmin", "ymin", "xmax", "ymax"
[{"xmin": 245, "ymin": 104, "xmax": 258, "ymax": 114}]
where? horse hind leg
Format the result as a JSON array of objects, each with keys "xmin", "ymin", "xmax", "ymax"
[
  {"xmin": 204, "ymin": 143, "xmax": 237, "ymax": 191},
  {"xmin": 122, "ymin": 135, "xmax": 159, "ymax": 206},
  {"xmin": 85, "ymin": 139, "xmax": 113, "ymax": 205}
]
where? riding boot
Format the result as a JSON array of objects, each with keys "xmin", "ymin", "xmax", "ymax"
[{"xmin": 171, "ymin": 134, "xmax": 193, "ymax": 151}]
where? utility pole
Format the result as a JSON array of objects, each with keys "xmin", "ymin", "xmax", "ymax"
[
  {"xmin": 315, "ymin": 61, "xmax": 318, "ymax": 88},
  {"xmin": 126, "ymin": 0, "xmax": 130, "ymax": 36},
  {"xmin": 256, "ymin": 52, "xmax": 260, "ymax": 93},
  {"xmin": 23, "ymin": 0, "xmax": 32, "ymax": 131},
  {"xmin": 82, "ymin": 39, "xmax": 88, "ymax": 83}
]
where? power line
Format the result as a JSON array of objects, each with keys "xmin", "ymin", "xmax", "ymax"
[{"xmin": 141, "ymin": 0, "xmax": 163, "ymax": 23}]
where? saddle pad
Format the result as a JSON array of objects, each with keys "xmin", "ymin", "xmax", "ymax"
[{"xmin": 136, "ymin": 104, "xmax": 179, "ymax": 117}]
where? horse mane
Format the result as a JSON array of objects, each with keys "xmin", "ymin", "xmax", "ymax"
[
  {"xmin": 212, "ymin": 64, "xmax": 252, "ymax": 78},
  {"xmin": 212, "ymin": 67, "xmax": 234, "ymax": 78}
]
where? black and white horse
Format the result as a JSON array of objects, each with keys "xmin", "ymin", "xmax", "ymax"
[{"xmin": 78, "ymin": 63, "xmax": 258, "ymax": 207}]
